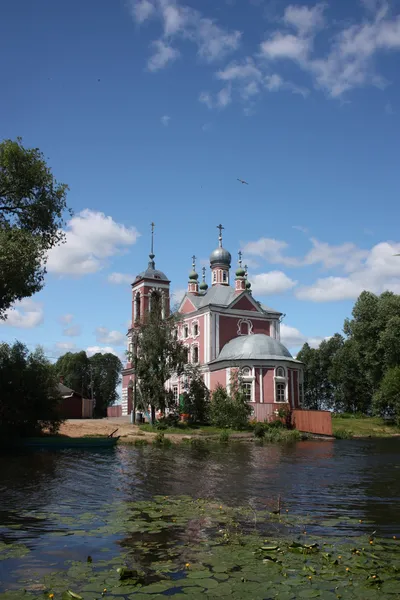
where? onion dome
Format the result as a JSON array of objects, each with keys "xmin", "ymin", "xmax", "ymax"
[
  {"xmin": 189, "ymin": 255, "xmax": 199, "ymax": 280},
  {"xmin": 199, "ymin": 266, "xmax": 208, "ymax": 291},
  {"xmin": 210, "ymin": 224, "xmax": 231, "ymax": 267},
  {"xmin": 235, "ymin": 250, "xmax": 246, "ymax": 277}
]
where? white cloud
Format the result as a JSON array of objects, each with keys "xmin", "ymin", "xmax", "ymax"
[
  {"xmin": 95, "ymin": 327, "xmax": 126, "ymax": 346},
  {"xmin": 63, "ymin": 324, "xmax": 81, "ymax": 337},
  {"xmin": 242, "ymin": 236, "xmax": 368, "ymax": 271},
  {"xmin": 129, "ymin": 0, "xmax": 155, "ymax": 23},
  {"xmin": 216, "ymin": 58, "xmax": 262, "ymax": 81},
  {"xmin": 260, "ymin": 32, "xmax": 311, "ymax": 61},
  {"xmin": 161, "ymin": 114, "xmax": 171, "ymax": 126},
  {"xmin": 199, "ymin": 86, "xmax": 232, "ymax": 109},
  {"xmin": 250, "ymin": 271, "xmax": 297, "ymax": 295},
  {"xmin": 46, "ymin": 209, "xmax": 139, "ymax": 276},
  {"xmin": 283, "ymin": 4, "xmax": 326, "ymax": 36},
  {"xmin": 108, "ymin": 272, "xmax": 135, "ymax": 284},
  {"xmin": 296, "ymin": 241, "xmax": 400, "ymax": 302},
  {"xmin": 148, "ymin": 39, "xmax": 180, "ymax": 71},
  {"xmin": 86, "ymin": 346, "xmax": 125, "ymax": 359},
  {"xmin": 280, "ymin": 323, "xmax": 330, "ymax": 350},
  {"xmin": 130, "ymin": 0, "xmax": 241, "ymax": 67},
  {"xmin": 0, "ymin": 299, "xmax": 44, "ymax": 329},
  {"xmin": 59, "ymin": 313, "xmax": 74, "ymax": 324},
  {"xmin": 54, "ymin": 341, "xmax": 77, "ymax": 353}
]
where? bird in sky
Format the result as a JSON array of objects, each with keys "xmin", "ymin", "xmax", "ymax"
[{"xmin": 237, "ymin": 178, "xmax": 249, "ymax": 185}]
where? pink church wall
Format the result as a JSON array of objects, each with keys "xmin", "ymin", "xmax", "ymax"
[
  {"xmin": 210, "ymin": 369, "xmax": 227, "ymax": 389},
  {"xmin": 180, "ymin": 297, "xmax": 197, "ymax": 314},
  {"xmin": 122, "ymin": 374, "xmax": 132, "ymax": 388},
  {"xmin": 263, "ymin": 368, "xmax": 275, "ymax": 404},
  {"xmin": 231, "ymin": 296, "xmax": 258, "ymax": 311},
  {"xmin": 218, "ymin": 316, "xmax": 271, "ymax": 352}
]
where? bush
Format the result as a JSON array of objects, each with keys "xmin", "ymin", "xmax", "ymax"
[
  {"xmin": 253, "ymin": 423, "xmax": 265, "ymax": 438},
  {"xmin": 334, "ymin": 429, "xmax": 354, "ymax": 439},
  {"xmin": 209, "ymin": 380, "xmax": 251, "ymax": 430},
  {"xmin": 268, "ymin": 419, "xmax": 285, "ymax": 429},
  {"xmin": 0, "ymin": 341, "xmax": 63, "ymax": 441},
  {"xmin": 153, "ymin": 432, "xmax": 172, "ymax": 448},
  {"xmin": 373, "ymin": 366, "xmax": 400, "ymax": 426},
  {"xmin": 219, "ymin": 430, "xmax": 231, "ymax": 443},
  {"xmin": 134, "ymin": 438, "xmax": 148, "ymax": 447},
  {"xmin": 156, "ymin": 422, "xmax": 168, "ymax": 431}
]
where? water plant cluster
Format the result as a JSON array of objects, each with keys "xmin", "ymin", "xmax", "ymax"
[{"xmin": 0, "ymin": 495, "xmax": 399, "ymax": 599}]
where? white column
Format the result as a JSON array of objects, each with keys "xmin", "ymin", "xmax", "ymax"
[
  {"xmin": 216, "ymin": 314, "xmax": 220, "ymax": 356},
  {"xmin": 259, "ymin": 368, "xmax": 263, "ymax": 403}
]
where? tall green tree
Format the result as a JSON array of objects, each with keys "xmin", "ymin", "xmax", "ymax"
[
  {"xmin": 54, "ymin": 350, "xmax": 122, "ymax": 417},
  {"xmin": 0, "ymin": 341, "xmax": 63, "ymax": 439},
  {"xmin": 54, "ymin": 351, "xmax": 90, "ymax": 397},
  {"xmin": 90, "ymin": 352, "xmax": 122, "ymax": 418},
  {"xmin": 373, "ymin": 366, "xmax": 400, "ymax": 425},
  {"xmin": 181, "ymin": 364, "xmax": 210, "ymax": 424},
  {"xmin": 133, "ymin": 307, "xmax": 187, "ymax": 422},
  {"xmin": 0, "ymin": 138, "xmax": 69, "ymax": 317}
]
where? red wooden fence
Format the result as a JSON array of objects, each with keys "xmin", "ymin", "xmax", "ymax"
[
  {"xmin": 291, "ymin": 409, "xmax": 332, "ymax": 436},
  {"xmin": 107, "ymin": 405, "xmax": 122, "ymax": 418}
]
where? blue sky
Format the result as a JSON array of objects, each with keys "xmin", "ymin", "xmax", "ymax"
[{"xmin": 1, "ymin": 0, "xmax": 400, "ymax": 361}]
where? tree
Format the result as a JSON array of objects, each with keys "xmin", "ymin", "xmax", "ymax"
[
  {"xmin": 208, "ymin": 371, "xmax": 251, "ymax": 430},
  {"xmin": 54, "ymin": 350, "xmax": 122, "ymax": 418},
  {"xmin": 373, "ymin": 366, "xmax": 400, "ymax": 424},
  {"xmin": 132, "ymin": 307, "xmax": 187, "ymax": 422},
  {"xmin": 181, "ymin": 364, "xmax": 210, "ymax": 424},
  {"xmin": 54, "ymin": 351, "xmax": 90, "ymax": 397},
  {"xmin": 330, "ymin": 339, "xmax": 372, "ymax": 413},
  {"xmin": 0, "ymin": 341, "xmax": 63, "ymax": 440},
  {"xmin": 0, "ymin": 138, "xmax": 69, "ymax": 317},
  {"xmin": 90, "ymin": 352, "xmax": 122, "ymax": 418}
]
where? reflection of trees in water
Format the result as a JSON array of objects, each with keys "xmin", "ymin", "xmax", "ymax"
[{"xmin": 354, "ymin": 439, "xmax": 400, "ymax": 532}]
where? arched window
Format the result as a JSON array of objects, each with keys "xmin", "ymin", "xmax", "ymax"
[
  {"xmin": 276, "ymin": 366, "xmax": 285, "ymax": 378},
  {"xmin": 192, "ymin": 321, "xmax": 199, "ymax": 337},
  {"xmin": 276, "ymin": 382, "xmax": 286, "ymax": 403},
  {"xmin": 241, "ymin": 366, "xmax": 251, "ymax": 378},
  {"xmin": 150, "ymin": 291, "xmax": 162, "ymax": 317},
  {"xmin": 213, "ymin": 271, "xmax": 217, "ymax": 283},
  {"xmin": 192, "ymin": 345, "xmax": 199, "ymax": 363},
  {"xmin": 135, "ymin": 292, "xmax": 141, "ymax": 322},
  {"xmin": 223, "ymin": 271, "xmax": 227, "ymax": 283},
  {"xmin": 237, "ymin": 319, "xmax": 253, "ymax": 336},
  {"xmin": 183, "ymin": 324, "xmax": 189, "ymax": 339}
]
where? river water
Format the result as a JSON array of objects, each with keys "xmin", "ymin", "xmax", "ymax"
[{"xmin": 0, "ymin": 438, "xmax": 400, "ymax": 593}]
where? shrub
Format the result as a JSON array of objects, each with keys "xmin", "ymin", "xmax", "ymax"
[
  {"xmin": 253, "ymin": 423, "xmax": 265, "ymax": 438},
  {"xmin": 156, "ymin": 422, "xmax": 168, "ymax": 431},
  {"xmin": 153, "ymin": 432, "xmax": 172, "ymax": 448},
  {"xmin": 209, "ymin": 378, "xmax": 251, "ymax": 430},
  {"xmin": 134, "ymin": 438, "xmax": 148, "ymax": 447},
  {"xmin": 334, "ymin": 429, "xmax": 353, "ymax": 439},
  {"xmin": 219, "ymin": 430, "xmax": 231, "ymax": 444},
  {"xmin": 268, "ymin": 419, "xmax": 285, "ymax": 429}
]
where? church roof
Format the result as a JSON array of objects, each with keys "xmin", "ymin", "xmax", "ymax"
[
  {"xmin": 186, "ymin": 286, "xmax": 281, "ymax": 314},
  {"xmin": 135, "ymin": 264, "xmax": 169, "ymax": 282},
  {"xmin": 211, "ymin": 333, "xmax": 300, "ymax": 364}
]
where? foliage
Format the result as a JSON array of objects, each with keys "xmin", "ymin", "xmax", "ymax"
[
  {"xmin": 334, "ymin": 429, "xmax": 354, "ymax": 439},
  {"xmin": 4, "ymin": 495, "xmax": 398, "ymax": 599},
  {"xmin": 253, "ymin": 422, "xmax": 265, "ymax": 438},
  {"xmin": 133, "ymin": 307, "xmax": 187, "ymax": 421},
  {"xmin": 181, "ymin": 363, "xmax": 210, "ymax": 424},
  {"xmin": 90, "ymin": 352, "xmax": 122, "ymax": 417},
  {"xmin": 0, "ymin": 138, "xmax": 70, "ymax": 317},
  {"xmin": 54, "ymin": 350, "xmax": 122, "ymax": 417},
  {"xmin": 219, "ymin": 429, "xmax": 230, "ymax": 443},
  {"xmin": 0, "ymin": 341, "xmax": 63, "ymax": 439},
  {"xmin": 332, "ymin": 415, "xmax": 400, "ymax": 437},
  {"xmin": 299, "ymin": 291, "xmax": 400, "ymax": 418},
  {"xmin": 208, "ymin": 372, "xmax": 252, "ymax": 430},
  {"xmin": 373, "ymin": 366, "xmax": 400, "ymax": 425},
  {"xmin": 152, "ymin": 432, "xmax": 172, "ymax": 448}
]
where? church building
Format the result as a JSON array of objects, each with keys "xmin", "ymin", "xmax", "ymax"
[{"xmin": 121, "ymin": 225, "xmax": 303, "ymax": 420}]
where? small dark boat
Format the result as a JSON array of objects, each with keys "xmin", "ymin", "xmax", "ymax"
[{"xmin": 18, "ymin": 428, "xmax": 120, "ymax": 449}]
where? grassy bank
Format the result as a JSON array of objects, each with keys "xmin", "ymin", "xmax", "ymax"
[{"xmin": 333, "ymin": 414, "xmax": 400, "ymax": 439}]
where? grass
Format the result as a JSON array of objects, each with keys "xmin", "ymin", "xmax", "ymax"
[
  {"xmin": 332, "ymin": 415, "xmax": 400, "ymax": 438},
  {"xmin": 139, "ymin": 423, "xmax": 238, "ymax": 436}
]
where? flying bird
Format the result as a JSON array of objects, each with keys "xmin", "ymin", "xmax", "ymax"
[{"xmin": 237, "ymin": 178, "xmax": 249, "ymax": 185}]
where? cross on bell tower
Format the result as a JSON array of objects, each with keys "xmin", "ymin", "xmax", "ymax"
[{"xmin": 209, "ymin": 224, "xmax": 231, "ymax": 286}]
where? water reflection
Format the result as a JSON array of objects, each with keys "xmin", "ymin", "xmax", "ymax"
[{"xmin": 0, "ymin": 439, "xmax": 400, "ymax": 592}]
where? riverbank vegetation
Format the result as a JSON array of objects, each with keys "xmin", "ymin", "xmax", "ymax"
[
  {"xmin": 1, "ymin": 495, "xmax": 398, "ymax": 599},
  {"xmin": 332, "ymin": 413, "xmax": 400, "ymax": 439},
  {"xmin": 0, "ymin": 341, "xmax": 63, "ymax": 441},
  {"xmin": 298, "ymin": 291, "xmax": 400, "ymax": 425}
]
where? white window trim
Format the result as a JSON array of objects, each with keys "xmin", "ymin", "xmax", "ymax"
[
  {"xmin": 237, "ymin": 318, "xmax": 253, "ymax": 336},
  {"xmin": 274, "ymin": 381, "xmax": 287, "ymax": 403},
  {"xmin": 192, "ymin": 319, "xmax": 200, "ymax": 338},
  {"xmin": 191, "ymin": 343, "xmax": 200, "ymax": 364}
]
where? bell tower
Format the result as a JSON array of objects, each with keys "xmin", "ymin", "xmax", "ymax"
[{"xmin": 209, "ymin": 224, "xmax": 231, "ymax": 286}]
